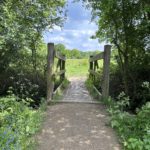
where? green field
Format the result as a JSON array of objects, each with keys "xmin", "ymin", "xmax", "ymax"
[
  {"xmin": 66, "ymin": 59, "xmax": 88, "ymax": 77},
  {"xmin": 65, "ymin": 59, "xmax": 103, "ymax": 77}
]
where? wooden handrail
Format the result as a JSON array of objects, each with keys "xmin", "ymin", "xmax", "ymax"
[
  {"xmin": 89, "ymin": 52, "xmax": 104, "ymax": 62},
  {"xmin": 54, "ymin": 70, "xmax": 66, "ymax": 76},
  {"xmin": 55, "ymin": 51, "xmax": 66, "ymax": 61}
]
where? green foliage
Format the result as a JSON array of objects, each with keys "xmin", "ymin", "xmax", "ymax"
[
  {"xmin": 0, "ymin": 0, "xmax": 66, "ymax": 105},
  {"xmin": 107, "ymin": 96, "xmax": 150, "ymax": 150},
  {"xmin": 86, "ymin": 78, "xmax": 150, "ymax": 150},
  {"xmin": 89, "ymin": 59, "xmax": 150, "ymax": 110},
  {"xmin": 0, "ymin": 0, "xmax": 66, "ymax": 71},
  {"xmin": 82, "ymin": 0, "xmax": 150, "ymax": 107},
  {"xmin": 0, "ymin": 94, "xmax": 44, "ymax": 149},
  {"xmin": 116, "ymin": 92, "xmax": 130, "ymax": 111},
  {"xmin": 0, "ymin": 70, "xmax": 46, "ymax": 107},
  {"xmin": 54, "ymin": 43, "xmax": 101, "ymax": 59}
]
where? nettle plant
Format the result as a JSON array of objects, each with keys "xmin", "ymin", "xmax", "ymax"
[
  {"xmin": 107, "ymin": 92, "xmax": 130, "ymax": 116},
  {"xmin": 126, "ymin": 102, "xmax": 150, "ymax": 150},
  {"xmin": 107, "ymin": 87, "xmax": 150, "ymax": 150},
  {"xmin": 117, "ymin": 92, "xmax": 130, "ymax": 111}
]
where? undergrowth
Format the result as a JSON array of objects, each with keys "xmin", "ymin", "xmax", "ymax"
[
  {"xmin": 0, "ymin": 92, "xmax": 45, "ymax": 150},
  {"xmin": 86, "ymin": 78, "xmax": 150, "ymax": 150}
]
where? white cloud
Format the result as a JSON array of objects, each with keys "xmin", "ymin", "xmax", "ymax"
[
  {"xmin": 44, "ymin": 26, "xmax": 104, "ymax": 51},
  {"xmin": 53, "ymin": 26, "xmax": 62, "ymax": 31},
  {"xmin": 51, "ymin": 37, "xmax": 65, "ymax": 42},
  {"xmin": 43, "ymin": 1, "xmax": 105, "ymax": 51}
]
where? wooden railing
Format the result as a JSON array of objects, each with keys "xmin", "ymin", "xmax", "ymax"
[
  {"xmin": 89, "ymin": 45, "xmax": 111, "ymax": 99},
  {"xmin": 46, "ymin": 43, "xmax": 66, "ymax": 102}
]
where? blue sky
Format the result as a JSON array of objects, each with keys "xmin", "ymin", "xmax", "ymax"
[{"xmin": 44, "ymin": 0, "xmax": 105, "ymax": 51}]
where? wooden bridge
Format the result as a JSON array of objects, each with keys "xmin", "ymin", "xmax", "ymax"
[
  {"xmin": 35, "ymin": 43, "xmax": 121, "ymax": 150},
  {"xmin": 46, "ymin": 43, "xmax": 111, "ymax": 102}
]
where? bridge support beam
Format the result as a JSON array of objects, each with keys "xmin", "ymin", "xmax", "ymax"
[
  {"xmin": 46, "ymin": 43, "xmax": 55, "ymax": 102},
  {"xmin": 102, "ymin": 45, "xmax": 111, "ymax": 99}
]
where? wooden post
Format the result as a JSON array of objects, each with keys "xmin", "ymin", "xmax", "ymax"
[
  {"xmin": 60, "ymin": 59, "xmax": 65, "ymax": 81},
  {"xmin": 62, "ymin": 60, "xmax": 65, "ymax": 79},
  {"xmin": 89, "ymin": 55, "xmax": 93, "ymax": 78},
  {"xmin": 102, "ymin": 45, "xmax": 111, "ymax": 99},
  {"xmin": 60, "ymin": 59, "xmax": 62, "ymax": 81},
  {"xmin": 46, "ymin": 43, "xmax": 55, "ymax": 102}
]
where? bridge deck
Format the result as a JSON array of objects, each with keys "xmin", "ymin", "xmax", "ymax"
[{"xmin": 61, "ymin": 77, "xmax": 97, "ymax": 103}]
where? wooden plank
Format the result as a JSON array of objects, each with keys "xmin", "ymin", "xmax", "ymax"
[
  {"xmin": 54, "ymin": 70, "xmax": 66, "ymax": 76},
  {"xmin": 93, "ymin": 85, "xmax": 102, "ymax": 99},
  {"xmin": 89, "ymin": 70, "xmax": 100, "ymax": 76},
  {"xmin": 46, "ymin": 43, "xmax": 55, "ymax": 102},
  {"xmin": 89, "ymin": 52, "xmax": 104, "ymax": 62},
  {"xmin": 55, "ymin": 51, "xmax": 66, "ymax": 61},
  {"xmin": 102, "ymin": 45, "xmax": 111, "ymax": 99}
]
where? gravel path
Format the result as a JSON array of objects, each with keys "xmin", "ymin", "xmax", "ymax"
[{"xmin": 35, "ymin": 77, "xmax": 121, "ymax": 150}]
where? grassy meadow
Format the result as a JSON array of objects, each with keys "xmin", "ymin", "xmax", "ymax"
[
  {"xmin": 65, "ymin": 59, "xmax": 103, "ymax": 77},
  {"xmin": 66, "ymin": 59, "xmax": 88, "ymax": 77}
]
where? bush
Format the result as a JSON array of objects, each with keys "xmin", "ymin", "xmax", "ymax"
[
  {"xmin": 107, "ymin": 96, "xmax": 150, "ymax": 150},
  {"xmin": 0, "ymin": 69, "xmax": 46, "ymax": 107},
  {"xmin": 90, "ymin": 62, "xmax": 124, "ymax": 97},
  {"xmin": 90, "ymin": 59, "xmax": 150, "ymax": 111},
  {"xmin": 0, "ymin": 94, "xmax": 44, "ymax": 149}
]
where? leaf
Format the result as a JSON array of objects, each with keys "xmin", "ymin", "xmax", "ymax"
[
  {"xmin": 111, "ymin": 120, "xmax": 120, "ymax": 128},
  {"xmin": 26, "ymin": 126, "xmax": 30, "ymax": 133}
]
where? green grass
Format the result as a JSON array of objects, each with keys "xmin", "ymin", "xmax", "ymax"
[
  {"xmin": 66, "ymin": 59, "xmax": 88, "ymax": 77},
  {"xmin": 66, "ymin": 59, "xmax": 103, "ymax": 77}
]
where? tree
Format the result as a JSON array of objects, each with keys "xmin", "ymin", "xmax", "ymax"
[
  {"xmin": 0, "ymin": 0, "xmax": 66, "ymax": 72},
  {"xmin": 71, "ymin": 49, "xmax": 81, "ymax": 58},
  {"xmin": 55, "ymin": 43, "xmax": 66, "ymax": 55},
  {"xmin": 82, "ymin": 0, "xmax": 150, "ymax": 95}
]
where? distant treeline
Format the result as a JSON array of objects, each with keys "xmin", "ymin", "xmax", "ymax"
[{"xmin": 55, "ymin": 43, "xmax": 100, "ymax": 59}]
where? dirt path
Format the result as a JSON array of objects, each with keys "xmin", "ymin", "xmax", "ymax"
[{"xmin": 35, "ymin": 77, "xmax": 121, "ymax": 150}]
